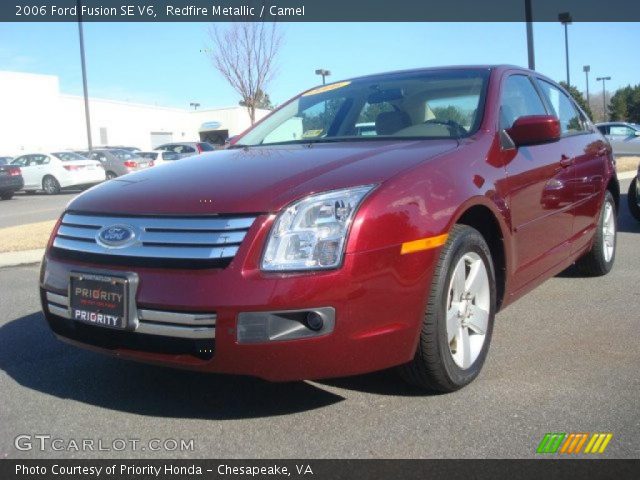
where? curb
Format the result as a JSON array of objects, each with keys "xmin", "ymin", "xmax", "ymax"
[{"xmin": 0, "ymin": 249, "xmax": 44, "ymax": 268}]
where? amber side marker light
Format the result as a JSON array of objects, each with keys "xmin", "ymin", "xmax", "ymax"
[{"xmin": 401, "ymin": 234, "xmax": 449, "ymax": 254}]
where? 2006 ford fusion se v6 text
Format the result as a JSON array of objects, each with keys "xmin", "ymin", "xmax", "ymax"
[{"xmin": 40, "ymin": 66, "xmax": 618, "ymax": 392}]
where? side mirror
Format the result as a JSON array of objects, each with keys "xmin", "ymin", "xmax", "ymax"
[{"xmin": 506, "ymin": 115, "xmax": 561, "ymax": 147}]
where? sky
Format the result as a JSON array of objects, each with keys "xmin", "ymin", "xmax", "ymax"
[{"xmin": 0, "ymin": 22, "xmax": 638, "ymax": 109}]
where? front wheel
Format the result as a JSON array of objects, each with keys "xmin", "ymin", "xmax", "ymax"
[
  {"xmin": 574, "ymin": 191, "xmax": 617, "ymax": 276},
  {"xmin": 399, "ymin": 224, "xmax": 496, "ymax": 392},
  {"xmin": 628, "ymin": 177, "xmax": 640, "ymax": 221},
  {"xmin": 42, "ymin": 175, "xmax": 61, "ymax": 195},
  {"xmin": 0, "ymin": 191, "xmax": 14, "ymax": 200}
]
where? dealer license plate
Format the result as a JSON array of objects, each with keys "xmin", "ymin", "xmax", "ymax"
[{"xmin": 69, "ymin": 272, "xmax": 130, "ymax": 330}]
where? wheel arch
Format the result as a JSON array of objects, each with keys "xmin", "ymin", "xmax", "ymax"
[
  {"xmin": 450, "ymin": 201, "xmax": 509, "ymax": 310},
  {"xmin": 606, "ymin": 175, "xmax": 620, "ymax": 212}
]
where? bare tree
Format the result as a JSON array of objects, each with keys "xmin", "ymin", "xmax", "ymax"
[{"xmin": 206, "ymin": 22, "xmax": 282, "ymax": 124}]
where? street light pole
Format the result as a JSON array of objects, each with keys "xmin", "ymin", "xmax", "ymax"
[
  {"xmin": 315, "ymin": 69, "xmax": 331, "ymax": 85},
  {"xmin": 525, "ymin": 0, "xmax": 535, "ymax": 70},
  {"xmin": 77, "ymin": 0, "xmax": 92, "ymax": 150},
  {"xmin": 596, "ymin": 76, "xmax": 611, "ymax": 122},
  {"xmin": 559, "ymin": 12, "xmax": 572, "ymax": 86},
  {"xmin": 583, "ymin": 65, "xmax": 590, "ymax": 106}
]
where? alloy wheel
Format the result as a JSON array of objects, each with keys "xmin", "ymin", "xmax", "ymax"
[
  {"xmin": 602, "ymin": 201, "xmax": 615, "ymax": 262},
  {"xmin": 446, "ymin": 252, "xmax": 490, "ymax": 369},
  {"xmin": 43, "ymin": 177, "xmax": 57, "ymax": 194}
]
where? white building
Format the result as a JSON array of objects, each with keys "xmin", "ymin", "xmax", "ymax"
[{"xmin": 0, "ymin": 70, "xmax": 270, "ymax": 155}]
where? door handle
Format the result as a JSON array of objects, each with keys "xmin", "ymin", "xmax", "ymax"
[{"xmin": 559, "ymin": 155, "xmax": 573, "ymax": 168}]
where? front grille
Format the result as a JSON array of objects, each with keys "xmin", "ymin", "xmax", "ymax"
[{"xmin": 51, "ymin": 212, "xmax": 256, "ymax": 268}]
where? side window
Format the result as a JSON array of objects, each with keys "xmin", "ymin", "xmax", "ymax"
[
  {"xmin": 609, "ymin": 125, "xmax": 634, "ymax": 136},
  {"xmin": 537, "ymin": 79, "xmax": 586, "ymax": 135},
  {"xmin": 12, "ymin": 156, "xmax": 27, "ymax": 167},
  {"xmin": 597, "ymin": 125, "xmax": 609, "ymax": 135},
  {"xmin": 499, "ymin": 75, "xmax": 547, "ymax": 130},
  {"xmin": 181, "ymin": 146, "xmax": 196, "ymax": 153}
]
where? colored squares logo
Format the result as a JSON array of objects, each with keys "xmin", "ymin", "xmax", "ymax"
[{"xmin": 537, "ymin": 433, "xmax": 613, "ymax": 454}]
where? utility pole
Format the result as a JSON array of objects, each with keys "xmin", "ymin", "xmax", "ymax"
[
  {"xmin": 77, "ymin": 0, "xmax": 92, "ymax": 150},
  {"xmin": 315, "ymin": 69, "xmax": 331, "ymax": 85},
  {"xmin": 525, "ymin": 0, "xmax": 535, "ymax": 70},
  {"xmin": 583, "ymin": 65, "xmax": 590, "ymax": 106},
  {"xmin": 559, "ymin": 12, "xmax": 572, "ymax": 86},
  {"xmin": 596, "ymin": 77, "xmax": 611, "ymax": 122}
]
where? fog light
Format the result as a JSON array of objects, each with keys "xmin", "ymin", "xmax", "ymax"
[
  {"xmin": 305, "ymin": 312, "xmax": 324, "ymax": 331},
  {"xmin": 237, "ymin": 307, "xmax": 335, "ymax": 343}
]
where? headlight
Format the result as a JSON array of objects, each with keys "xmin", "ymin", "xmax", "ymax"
[{"xmin": 261, "ymin": 185, "xmax": 376, "ymax": 271}]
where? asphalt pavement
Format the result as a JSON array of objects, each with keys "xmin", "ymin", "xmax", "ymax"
[
  {"xmin": 0, "ymin": 190, "xmax": 79, "ymax": 228},
  {"xmin": 0, "ymin": 180, "xmax": 638, "ymax": 459}
]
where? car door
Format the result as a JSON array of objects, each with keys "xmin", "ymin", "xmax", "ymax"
[
  {"xmin": 535, "ymin": 78, "xmax": 608, "ymax": 255},
  {"xmin": 12, "ymin": 155, "xmax": 38, "ymax": 188},
  {"xmin": 497, "ymin": 73, "xmax": 575, "ymax": 291},
  {"xmin": 31, "ymin": 154, "xmax": 51, "ymax": 188},
  {"xmin": 608, "ymin": 124, "xmax": 640, "ymax": 155},
  {"xmin": 90, "ymin": 151, "xmax": 111, "ymax": 173}
]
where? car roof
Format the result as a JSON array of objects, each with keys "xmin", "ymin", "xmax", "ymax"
[{"xmin": 318, "ymin": 64, "xmax": 526, "ymax": 86}]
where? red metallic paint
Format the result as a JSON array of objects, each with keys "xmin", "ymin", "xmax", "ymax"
[{"xmin": 40, "ymin": 66, "xmax": 616, "ymax": 381}]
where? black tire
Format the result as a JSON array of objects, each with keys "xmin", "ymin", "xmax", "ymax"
[
  {"xmin": 42, "ymin": 175, "xmax": 61, "ymax": 195},
  {"xmin": 1, "ymin": 191, "xmax": 13, "ymax": 200},
  {"xmin": 574, "ymin": 191, "xmax": 617, "ymax": 276},
  {"xmin": 106, "ymin": 171, "xmax": 117, "ymax": 180},
  {"xmin": 628, "ymin": 177, "xmax": 640, "ymax": 221},
  {"xmin": 399, "ymin": 224, "xmax": 496, "ymax": 393}
]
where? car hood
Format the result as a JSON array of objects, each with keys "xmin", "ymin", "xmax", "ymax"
[{"xmin": 68, "ymin": 140, "xmax": 458, "ymax": 215}]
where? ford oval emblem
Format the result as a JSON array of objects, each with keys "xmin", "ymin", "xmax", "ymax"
[{"xmin": 96, "ymin": 224, "xmax": 137, "ymax": 249}]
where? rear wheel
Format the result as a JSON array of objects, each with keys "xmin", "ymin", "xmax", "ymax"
[
  {"xmin": 106, "ymin": 171, "xmax": 117, "ymax": 180},
  {"xmin": 628, "ymin": 177, "xmax": 640, "ymax": 221},
  {"xmin": 0, "ymin": 191, "xmax": 13, "ymax": 200},
  {"xmin": 42, "ymin": 175, "xmax": 61, "ymax": 195},
  {"xmin": 574, "ymin": 191, "xmax": 617, "ymax": 276},
  {"xmin": 399, "ymin": 225, "xmax": 496, "ymax": 392}
]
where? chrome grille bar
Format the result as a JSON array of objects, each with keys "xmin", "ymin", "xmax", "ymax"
[
  {"xmin": 53, "ymin": 237, "xmax": 239, "ymax": 259},
  {"xmin": 52, "ymin": 212, "xmax": 256, "ymax": 261},
  {"xmin": 45, "ymin": 291, "xmax": 216, "ymax": 340},
  {"xmin": 62, "ymin": 213, "xmax": 255, "ymax": 231}
]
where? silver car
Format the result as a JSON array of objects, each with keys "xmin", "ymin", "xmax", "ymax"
[
  {"xmin": 76, "ymin": 149, "xmax": 151, "ymax": 179},
  {"xmin": 596, "ymin": 122, "xmax": 640, "ymax": 156}
]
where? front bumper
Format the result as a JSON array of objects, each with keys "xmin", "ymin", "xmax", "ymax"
[{"xmin": 40, "ymin": 238, "xmax": 439, "ymax": 381}]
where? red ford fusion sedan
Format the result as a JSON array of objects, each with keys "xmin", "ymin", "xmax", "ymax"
[{"xmin": 40, "ymin": 66, "xmax": 618, "ymax": 392}]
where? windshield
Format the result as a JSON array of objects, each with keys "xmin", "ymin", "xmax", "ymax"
[
  {"xmin": 52, "ymin": 152, "xmax": 88, "ymax": 161},
  {"xmin": 236, "ymin": 68, "xmax": 490, "ymax": 147}
]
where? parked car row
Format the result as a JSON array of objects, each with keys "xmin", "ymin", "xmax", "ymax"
[{"xmin": 0, "ymin": 141, "xmax": 215, "ymax": 197}]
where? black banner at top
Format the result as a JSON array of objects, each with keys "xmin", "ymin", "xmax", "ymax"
[{"xmin": 3, "ymin": 0, "xmax": 640, "ymax": 22}]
